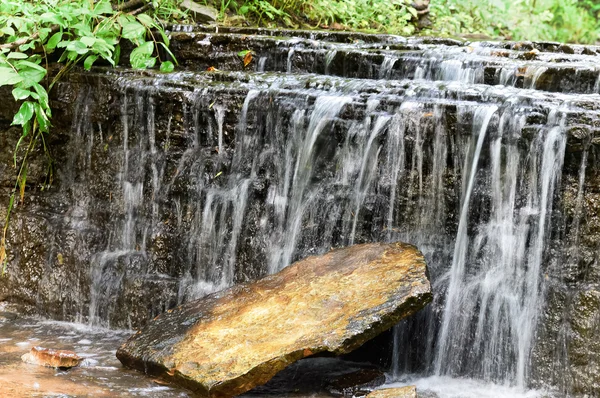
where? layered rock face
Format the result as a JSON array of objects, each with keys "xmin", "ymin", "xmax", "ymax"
[
  {"xmin": 116, "ymin": 242, "xmax": 431, "ymax": 396},
  {"xmin": 0, "ymin": 27, "xmax": 599, "ymax": 394}
]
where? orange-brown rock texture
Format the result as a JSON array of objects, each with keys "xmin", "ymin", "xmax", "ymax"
[
  {"xmin": 21, "ymin": 347, "xmax": 82, "ymax": 369},
  {"xmin": 367, "ymin": 385, "xmax": 417, "ymax": 398},
  {"xmin": 116, "ymin": 242, "xmax": 431, "ymax": 397}
]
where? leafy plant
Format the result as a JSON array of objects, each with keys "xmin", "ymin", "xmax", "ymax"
[
  {"xmin": 204, "ymin": 0, "xmax": 599, "ymax": 42},
  {"xmin": 203, "ymin": 0, "xmax": 419, "ymax": 35},
  {"xmin": 428, "ymin": 0, "xmax": 599, "ymax": 44},
  {"xmin": 0, "ymin": 0, "xmax": 183, "ymax": 273}
]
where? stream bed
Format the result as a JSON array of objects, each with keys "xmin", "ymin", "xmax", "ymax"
[
  {"xmin": 0, "ymin": 308, "xmax": 189, "ymax": 397},
  {"xmin": 0, "ymin": 307, "xmax": 555, "ymax": 398}
]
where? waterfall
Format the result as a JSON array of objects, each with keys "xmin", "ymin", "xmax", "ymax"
[
  {"xmin": 8, "ymin": 28, "xmax": 600, "ymax": 396},
  {"xmin": 432, "ymin": 108, "xmax": 566, "ymax": 385},
  {"xmin": 80, "ymin": 73, "xmax": 576, "ymax": 383},
  {"xmin": 434, "ymin": 105, "xmax": 498, "ymax": 376},
  {"xmin": 266, "ymin": 95, "xmax": 353, "ymax": 273}
]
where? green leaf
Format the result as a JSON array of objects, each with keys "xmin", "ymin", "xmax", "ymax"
[
  {"xmin": 7, "ymin": 52, "xmax": 28, "ymax": 59},
  {"xmin": 144, "ymin": 56, "xmax": 156, "ymax": 69},
  {"xmin": 119, "ymin": 16, "xmax": 146, "ymax": 41},
  {"xmin": 18, "ymin": 67, "xmax": 46, "ymax": 88},
  {"xmin": 57, "ymin": 49, "xmax": 68, "ymax": 63},
  {"xmin": 93, "ymin": 0, "xmax": 113, "ymax": 16},
  {"xmin": 0, "ymin": 66, "xmax": 23, "ymax": 86},
  {"xmin": 34, "ymin": 103, "xmax": 50, "ymax": 132},
  {"xmin": 113, "ymin": 44, "xmax": 121, "ymax": 65},
  {"xmin": 0, "ymin": 27, "xmax": 15, "ymax": 36},
  {"xmin": 160, "ymin": 61, "xmax": 174, "ymax": 72},
  {"xmin": 14, "ymin": 128, "xmax": 29, "ymax": 166},
  {"xmin": 158, "ymin": 42, "xmax": 177, "ymax": 65},
  {"xmin": 158, "ymin": 28, "xmax": 170, "ymax": 47},
  {"xmin": 72, "ymin": 22, "xmax": 93, "ymax": 36},
  {"xmin": 38, "ymin": 27, "xmax": 52, "ymax": 42},
  {"xmin": 80, "ymin": 36, "xmax": 96, "ymax": 47},
  {"xmin": 46, "ymin": 32, "xmax": 62, "ymax": 50},
  {"xmin": 238, "ymin": 50, "xmax": 251, "ymax": 57},
  {"xmin": 129, "ymin": 41, "xmax": 154, "ymax": 69},
  {"xmin": 31, "ymin": 83, "xmax": 49, "ymax": 110},
  {"xmin": 66, "ymin": 40, "xmax": 89, "ymax": 55},
  {"xmin": 136, "ymin": 14, "xmax": 155, "ymax": 28},
  {"xmin": 11, "ymin": 87, "xmax": 32, "ymax": 100},
  {"xmin": 12, "ymin": 101, "xmax": 35, "ymax": 126},
  {"xmin": 40, "ymin": 12, "xmax": 66, "ymax": 27},
  {"xmin": 84, "ymin": 54, "xmax": 99, "ymax": 71},
  {"xmin": 19, "ymin": 42, "xmax": 36, "ymax": 52},
  {"xmin": 15, "ymin": 60, "xmax": 46, "ymax": 72}
]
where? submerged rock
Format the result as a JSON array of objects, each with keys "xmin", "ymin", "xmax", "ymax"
[
  {"xmin": 117, "ymin": 242, "xmax": 431, "ymax": 397},
  {"xmin": 367, "ymin": 386, "xmax": 417, "ymax": 398},
  {"xmin": 326, "ymin": 368, "xmax": 387, "ymax": 396},
  {"xmin": 21, "ymin": 346, "xmax": 82, "ymax": 369},
  {"xmin": 245, "ymin": 357, "xmax": 384, "ymax": 395}
]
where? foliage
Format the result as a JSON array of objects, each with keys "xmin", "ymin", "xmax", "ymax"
[
  {"xmin": 205, "ymin": 0, "xmax": 599, "ymax": 43},
  {"xmin": 0, "ymin": 0, "xmax": 183, "ymax": 273},
  {"xmin": 429, "ymin": 0, "xmax": 599, "ymax": 44},
  {"xmin": 205, "ymin": 0, "xmax": 419, "ymax": 35}
]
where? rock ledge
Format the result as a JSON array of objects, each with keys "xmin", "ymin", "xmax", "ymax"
[{"xmin": 117, "ymin": 242, "xmax": 431, "ymax": 397}]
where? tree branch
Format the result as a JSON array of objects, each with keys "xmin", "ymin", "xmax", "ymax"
[
  {"xmin": 0, "ymin": 25, "xmax": 59, "ymax": 51},
  {"xmin": 114, "ymin": 0, "xmax": 147, "ymax": 12},
  {"xmin": 131, "ymin": 3, "xmax": 152, "ymax": 15}
]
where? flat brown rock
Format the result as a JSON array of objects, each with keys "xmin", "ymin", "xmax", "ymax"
[
  {"xmin": 116, "ymin": 242, "xmax": 431, "ymax": 397},
  {"xmin": 367, "ymin": 386, "xmax": 417, "ymax": 398},
  {"xmin": 21, "ymin": 346, "xmax": 82, "ymax": 368}
]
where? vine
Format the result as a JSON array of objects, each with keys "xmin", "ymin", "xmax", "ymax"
[{"xmin": 0, "ymin": 0, "xmax": 186, "ymax": 273}]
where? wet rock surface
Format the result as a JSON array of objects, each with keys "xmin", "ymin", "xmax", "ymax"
[
  {"xmin": 326, "ymin": 368, "xmax": 386, "ymax": 397},
  {"xmin": 242, "ymin": 357, "xmax": 385, "ymax": 397},
  {"xmin": 116, "ymin": 242, "xmax": 431, "ymax": 397}
]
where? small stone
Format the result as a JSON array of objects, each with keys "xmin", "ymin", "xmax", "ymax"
[
  {"xmin": 411, "ymin": 0, "xmax": 430, "ymax": 11},
  {"xmin": 21, "ymin": 346, "xmax": 82, "ymax": 369},
  {"xmin": 367, "ymin": 385, "xmax": 417, "ymax": 398}
]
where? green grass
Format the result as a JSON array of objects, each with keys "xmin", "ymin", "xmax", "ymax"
[
  {"xmin": 206, "ymin": 0, "xmax": 600, "ymax": 44},
  {"xmin": 204, "ymin": 0, "xmax": 420, "ymax": 35},
  {"xmin": 429, "ymin": 0, "xmax": 600, "ymax": 44}
]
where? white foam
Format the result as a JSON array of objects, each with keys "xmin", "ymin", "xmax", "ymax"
[
  {"xmin": 128, "ymin": 386, "xmax": 172, "ymax": 393},
  {"xmin": 78, "ymin": 352, "xmax": 98, "ymax": 358},
  {"xmin": 383, "ymin": 376, "xmax": 555, "ymax": 398},
  {"xmin": 81, "ymin": 358, "xmax": 99, "ymax": 367},
  {"xmin": 77, "ymin": 339, "xmax": 92, "ymax": 345}
]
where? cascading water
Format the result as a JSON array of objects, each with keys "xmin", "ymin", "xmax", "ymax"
[
  {"xmin": 2, "ymin": 27, "xmax": 600, "ymax": 396},
  {"xmin": 433, "ymin": 108, "xmax": 567, "ymax": 386},
  {"xmin": 77, "ymin": 73, "xmax": 592, "ymax": 392}
]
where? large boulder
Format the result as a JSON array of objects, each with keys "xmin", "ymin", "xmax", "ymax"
[{"xmin": 116, "ymin": 242, "xmax": 431, "ymax": 397}]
